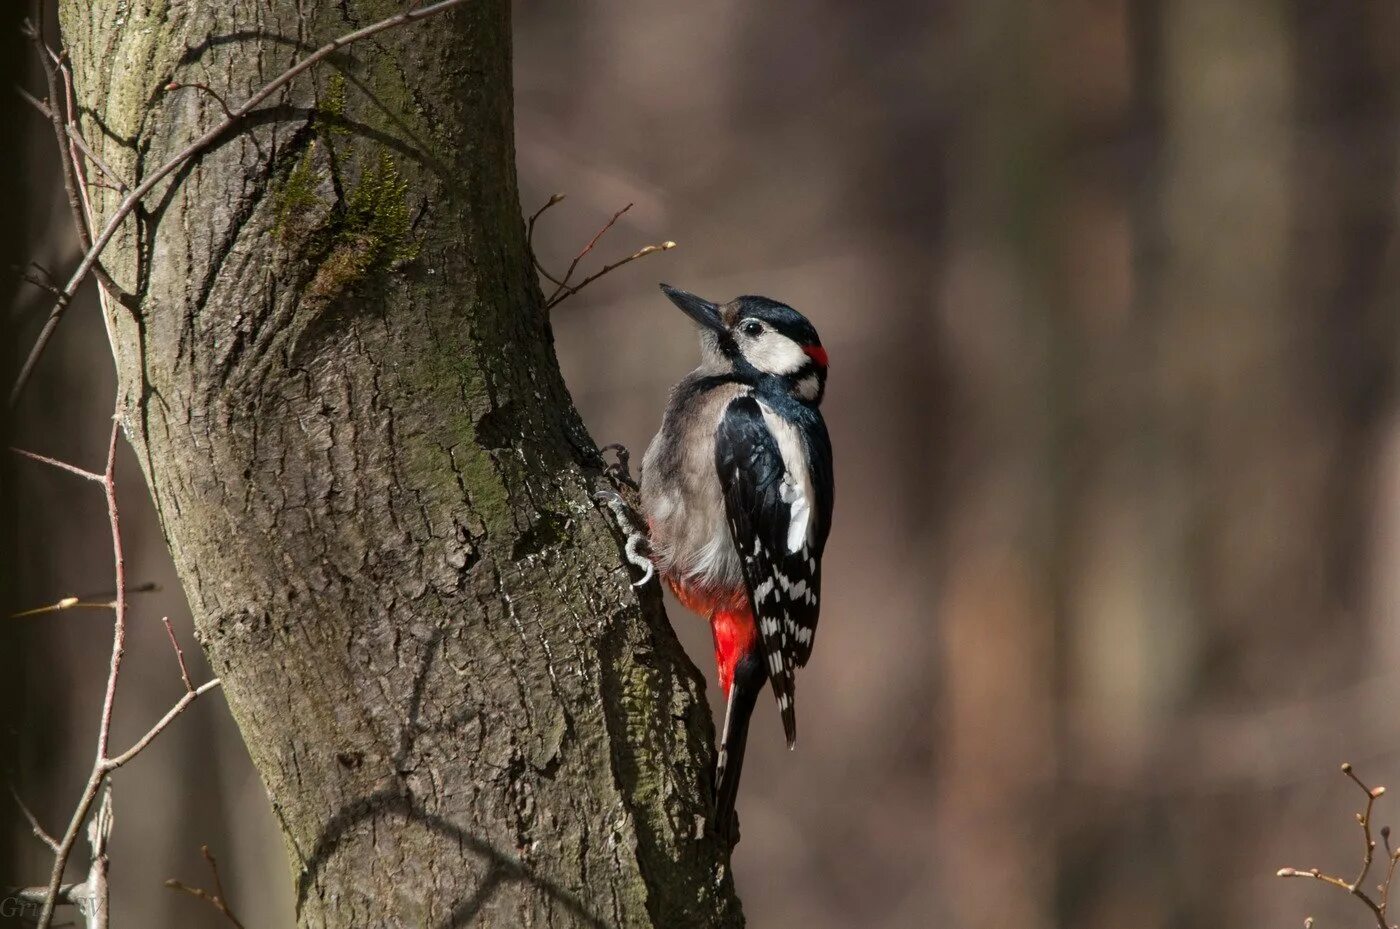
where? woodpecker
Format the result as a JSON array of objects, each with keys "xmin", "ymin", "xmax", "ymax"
[{"xmin": 639, "ymin": 283, "xmax": 833, "ymax": 839}]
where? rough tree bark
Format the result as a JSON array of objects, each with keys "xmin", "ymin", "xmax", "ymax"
[{"xmin": 58, "ymin": 2, "xmax": 743, "ymax": 926}]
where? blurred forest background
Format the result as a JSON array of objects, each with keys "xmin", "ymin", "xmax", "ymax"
[{"xmin": 5, "ymin": 0, "xmax": 1400, "ymax": 927}]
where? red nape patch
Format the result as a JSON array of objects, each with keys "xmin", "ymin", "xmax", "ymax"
[
  {"xmin": 803, "ymin": 344, "xmax": 829, "ymax": 367},
  {"xmin": 711, "ymin": 606, "xmax": 758, "ymax": 693}
]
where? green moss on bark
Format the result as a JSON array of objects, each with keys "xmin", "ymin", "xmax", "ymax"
[{"xmin": 273, "ymin": 145, "xmax": 419, "ymax": 303}]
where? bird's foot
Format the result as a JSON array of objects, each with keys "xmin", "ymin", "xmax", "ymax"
[
  {"xmin": 594, "ymin": 489, "xmax": 654, "ymax": 588},
  {"xmin": 598, "ymin": 443, "xmax": 638, "ymax": 491}
]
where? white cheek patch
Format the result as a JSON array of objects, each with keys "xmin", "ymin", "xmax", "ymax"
[
  {"xmin": 795, "ymin": 373, "xmax": 821, "ymax": 400},
  {"xmin": 743, "ymin": 335, "xmax": 809, "ymax": 376}
]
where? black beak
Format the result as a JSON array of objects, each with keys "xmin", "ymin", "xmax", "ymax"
[{"xmin": 660, "ymin": 284, "xmax": 725, "ymax": 334}]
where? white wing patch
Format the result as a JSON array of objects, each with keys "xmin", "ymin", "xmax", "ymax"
[{"xmin": 759, "ymin": 404, "xmax": 815, "ymax": 553}]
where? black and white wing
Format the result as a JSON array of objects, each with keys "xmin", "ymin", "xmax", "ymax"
[
  {"xmin": 794, "ymin": 407, "xmax": 832, "ymax": 667},
  {"xmin": 716, "ymin": 396, "xmax": 832, "ymax": 746}
]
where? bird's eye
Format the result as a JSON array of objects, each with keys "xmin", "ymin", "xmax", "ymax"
[{"xmin": 740, "ymin": 320, "xmax": 764, "ymax": 337}]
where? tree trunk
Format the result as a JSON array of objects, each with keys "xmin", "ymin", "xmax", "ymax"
[{"xmin": 58, "ymin": 2, "xmax": 742, "ymax": 926}]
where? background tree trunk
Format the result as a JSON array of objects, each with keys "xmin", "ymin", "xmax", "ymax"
[
  {"xmin": 2, "ymin": 0, "xmax": 30, "ymax": 903},
  {"xmin": 56, "ymin": 2, "xmax": 741, "ymax": 926}
]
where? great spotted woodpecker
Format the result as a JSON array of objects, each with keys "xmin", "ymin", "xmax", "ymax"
[{"xmin": 639, "ymin": 284, "xmax": 833, "ymax": 839}]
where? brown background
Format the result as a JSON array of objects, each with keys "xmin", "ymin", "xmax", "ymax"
[{"xmin": 8, "ymin": 1, "xmax": 1400, "ymax": 927}]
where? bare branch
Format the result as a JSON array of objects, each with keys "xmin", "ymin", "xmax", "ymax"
[
  {"xmin": 1344, "ymin": 763, "xmax": 1385, "ymax": 893},
  {"xmin": 527, "ymin": 193, "xmax": 567, "ymax": 285},
  {"xmin": 72, "ymin": 581, "xmax": 160, "ymax": 602},
  {"xmin": 35, "ymin": 769, "xmax": 104, "ymax": 929},
  {"xmin": 81, "ymin": 784, "xmax": 113, "ymax": 929},
  {"xmin": 546, "ymin": 240, "xmax": 676, "ymax": 309},
  {"xmin": 1278, "ymin": 763, "xmax": 1397, "ymax": 929},
  {"xmin": 94, "ymin": 414, "xmax": 126, "ymax": 767},
  {"xmin": 10, "ymin": 446, "xmax": 105, "ymax": 483},
  {"xmin": 16, "ymin": 261, "xmax": 67, "ymax": 298},
  {"xmin": 16, "ymin": 74, "xmax": 126, "ymax": 192},
  {"xmin": 31, "ymin": 413, "xmax": 219, "ymax": 929},
  {"xmin": 31, "ymin": 675, "xmax": 220, "ymax": 929},
  {"xmin": 13, "ymin": 884, "xmax": 82, "ymax": 905},
  {"xmin": 162, "ymin": 617, "xmax": 195, "ymax": 693},
  {"xmin": 528, "ymin": 192, "xmax": 566, "ymax": 231},
  {"xmin": 10, "ymin": 784, "xmax": 60, "ymax": 852},
  {"xmin": 165, "ymin": 845, "xmax": 248, "ymax": 929},
  {"xmin": 31, "ymin": 415, "xmax": 126, "ymax": 929},
  {"xmin": 28, "ymin": 17, "xmax": 133, "ymax": 308},
  {"xmin": 8, "ymin": 0, "xmax": 473, "ymax": 409},
  {"xmin": 544, "ymin": 202, "xmax": 632, "ymax": 305},
  {"xmin": 104, "ymin": 680, "xmax": 221, "ymax": 770},
  {"xmin": 1384, "ymin": 839, "xmax": 1400, "ymax": 924},
  {"xmin": 9, "ymin": 581, "xmax": 161, "ymax": 619},
  {"xmin": 528, "ymin": 198, "xmax": 677, "ymax": 309},
  {"xmin": 10, "ymin": 596, "xmax": 86, "ymax": 619}
]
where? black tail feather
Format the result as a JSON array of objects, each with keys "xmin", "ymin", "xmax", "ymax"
[{"xmin": 715, "ymin": 653, "xmax": 765, "ymax": 843}]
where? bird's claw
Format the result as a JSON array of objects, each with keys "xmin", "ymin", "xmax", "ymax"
[
  {"xmin": 593, "ymin": 490, "xmax": 655, "ymax": 588},
  {"xmin": 599, "ymin": 443, "xmax": 638, "ymax": 490}
]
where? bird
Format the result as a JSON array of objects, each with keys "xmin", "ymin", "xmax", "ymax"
[{"xmin": 639, "ymin": 283, "xmax": 833, "ymax": 840}]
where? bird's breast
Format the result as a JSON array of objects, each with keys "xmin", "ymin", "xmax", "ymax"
[{"xmin": 640, "ymin": 378, "xmax": 750, "ymax": 598}]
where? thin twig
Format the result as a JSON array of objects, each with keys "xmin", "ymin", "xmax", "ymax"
[
  {"xmin": 8, "ymin": 0, "xmax": 472, "ymax": 409},
  {"xmin": 1383, "ymin": 832, "xmax": 1400, "ymax": 924},
  {"xmin": 104, "ymin": 679, "xmax": 222, "ymax": 769},
  {"xmin": 33, "ymin": 675, "xmax": 221, "ymax": 929},
  {"xmin": 9, "ymin": 580, "xmax": 161, "ymax": 619},
  {"xmin": 546, "ymin": 240, "xmax": 676, "ymax": 309},
  {"xmin": 544, "ymin": 203, "xmax": 631, "ymax": 305},
  {"xmin": 529, "ymin": 198, "xmax": 677, "ymax": 309},
  {"xmin": 17, "ymin": 262, "xmax": 66, "ymax": 298},
  {"xmin": 13, "ymin": 884, "xmax": 81, "ymax": 905},
  {"xmin": 94, "ymin": 414, "xmax": 124, "ymax": 770},
  {"xmin": 1345, "ymin": 763, "xmax": 1384, "ymax": 893},
  {"xmin": 11, "ymin": 597, "xmax": 90, "ymax": 619},
  {"xmin": 10, "ymin": 784, "xmax": 61, "ymax": 852},
  {"xmin": 32, "ymin": 414, "xmax": 217, "ymax": 929},
  {"xmin": 27, "ymin": 17, "xmax": 132, "ymax": 307},
  {"xmin": 1278, "ymin": 763, "xmax": 1397, "ymax": 929},
  {"xmin": 202, "ymin": 846, "xmax": 233, "ymax": 918},
  {"xmin": 33, "ymin": 417, "xmax": 125, "ymax": 929},
  {"xmin": 36, "ymin": 770, "xmax": 102, "ymax": 929},
  {"xmin": 527, "ymin": 192, "xmax": 566, "ymax": 233},
  {"xmin": 16, "ymin": 88, "xmax": 129, "ymax": 192},
  {"xmin": 527, "ymin": 193, "xmax": 567, "ymax": 285},
  {"xmin": 161, "ymin": 617, "xmax": 195, "ymax": 693},
  {"xmin": 10, "ymin": 446, "xmax": 106, "ymax": 483},
  {"xmin": 165, "ymin": 844, "xmax": 247, "ymax": 929},
  {"xmin": 72, "ymin": 581, "xmax": 160, "ymax": 601}
]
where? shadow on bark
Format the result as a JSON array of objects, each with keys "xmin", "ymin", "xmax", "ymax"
[
  {"xmin": 292, "ymin": 791, "xmax": 612, "ymax": 929},
  {"xmin": 291, "ymin": 630, "xmax": 614, "ymax": 929}
]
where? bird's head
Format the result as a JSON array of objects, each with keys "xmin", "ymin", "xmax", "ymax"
[{"xmin": 660, "ymin": 284, "xmax": 828, "ymax": 404}]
